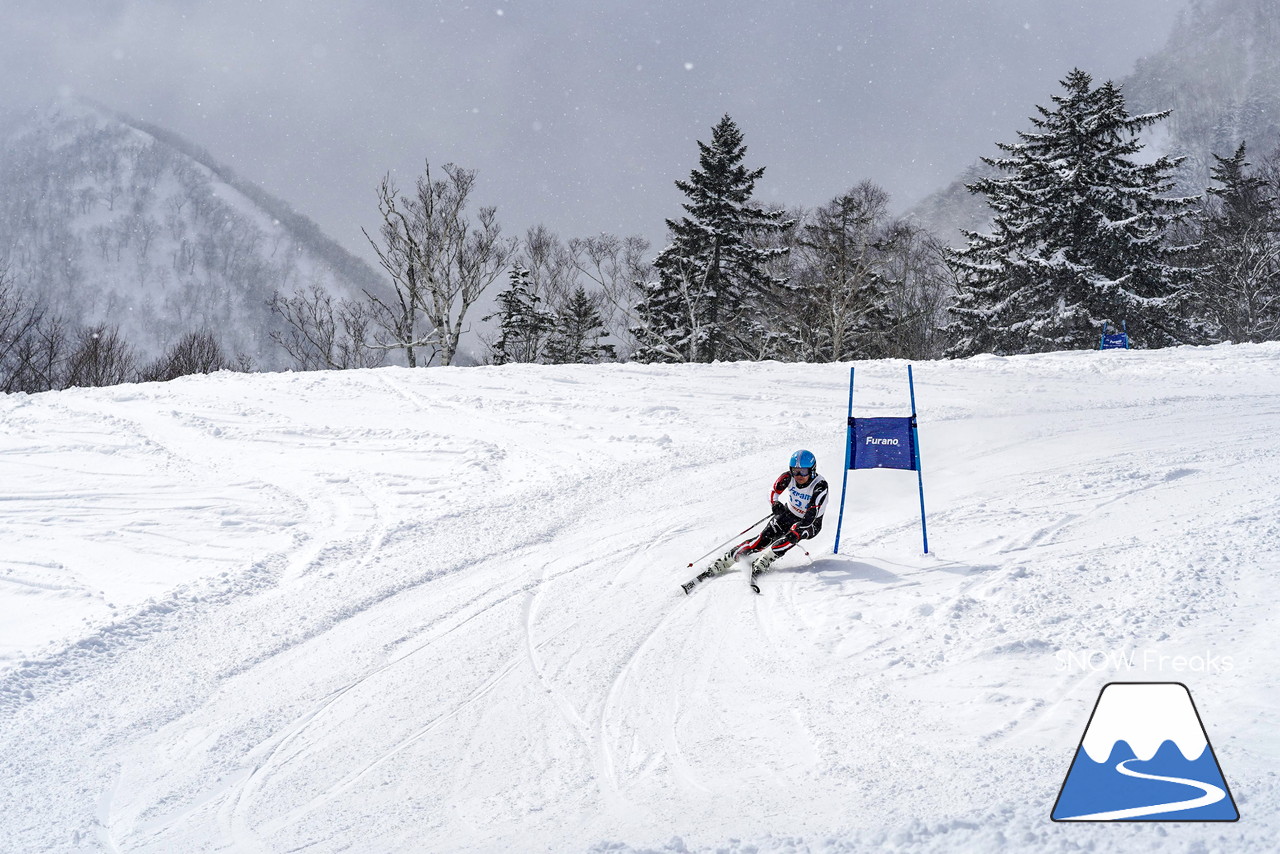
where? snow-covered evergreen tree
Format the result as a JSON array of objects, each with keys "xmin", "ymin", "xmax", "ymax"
[
  {"xmin": 947, "ymin": 69, "xmax": 1198, "ymax": 356},
  {"xmin": 485, "ymin": 265, "xmax": 553, "ymax": 365},
  {"xmin": 1191, "ymin": 142, "xmax": 1280, "ymax": 342},
  {"xmin": 738, "ymin": 204, "xmax": 807, "ymax": 361},
  {"xmin": 632, "ymin": 115, "xmax": 789, "ymax": 363},
  {"xmin": 544, "ymin": 286, "xmax": 616, "ymax": 364}
]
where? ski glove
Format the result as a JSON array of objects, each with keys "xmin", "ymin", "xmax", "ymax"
[
  {"xmin": 771, "ymin": 530, "xmax": 800, "ymax": 551},
  {"xmin": 771, "ymin": 500, "xmax": 787, "ymax": 517}
]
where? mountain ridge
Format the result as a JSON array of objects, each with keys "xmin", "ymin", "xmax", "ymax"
[{"xmin": 0, "ymin": 97, "xmax": 388, "ymax": 367}]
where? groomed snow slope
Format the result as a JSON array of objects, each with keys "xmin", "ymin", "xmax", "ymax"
[{"xmin": 1, "ymin": 346, "xmax": 1277, "ymax": 853}]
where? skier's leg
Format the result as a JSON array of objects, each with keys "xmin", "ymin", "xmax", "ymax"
[
  {"xmin": 751, "ymin": 515, "xmax": 823, "ymax": 578},
  {"xmin": 711, "ymin": 516, "xmax": 786, "ymax": 573},
  {"xmin": 750, "ymin": 529, "xmax": 800, "ymax": 576},
  {"xmin": 733, "ymin": 516, "xmax": 789, "ymax": 559}
]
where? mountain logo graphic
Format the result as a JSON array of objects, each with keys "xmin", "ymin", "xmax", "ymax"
[{"xmin": 1051, "ymin": 682, "xmax": 1239, "ymax": 821}]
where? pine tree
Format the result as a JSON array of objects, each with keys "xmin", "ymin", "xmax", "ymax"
[
  {"xmin": 633, "ymin": 115, "xmax": 790, "ymax": 363},
  {"xmin": 544, "ymin": 286, "xmax": 616, "ymax": 364},
  {"xmin": 485, "ymin": 265, "xmax": 553, "ymax": 364},
  {"xmin": 740, "ymin": 204, "xmax": 807, "ymax": 361},
  {"xmin": 1191, "ymin": 142, "xmax": 1280, "ymax": 342},
  {"xmin": 947, "ymin": 69, "xmax": 1197, "ymax": 356}
]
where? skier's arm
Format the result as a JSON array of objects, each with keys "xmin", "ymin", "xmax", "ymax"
[{"xmin": 770, "ymin": 472, "xmax": 791, "ymax": 515}]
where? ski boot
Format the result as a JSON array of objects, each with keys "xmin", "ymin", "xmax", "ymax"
[
  {"xmin": 706, "ymin": 550, "xmax": 737, "ymax": 576},
  {"xmin": 685, "ymin": 551, "xmax": 738, "ymax": 592},
  {"xmin": 749, "ymin": 551, "xmax": 778, "ymax": 593}
]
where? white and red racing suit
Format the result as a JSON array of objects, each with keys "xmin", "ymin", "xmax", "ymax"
[{"xmin": 733, "ymin": 470, "xmax": 829, "ymax": 560}]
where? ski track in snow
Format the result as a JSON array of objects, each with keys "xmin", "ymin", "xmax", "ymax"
[{"xmin": 1, "ymin": 349, "xmax": 1278, "ymax": 852}]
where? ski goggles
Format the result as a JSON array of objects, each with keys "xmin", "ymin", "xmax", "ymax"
[{"xmin": 790, "ymin": 466, "xmax": 813, "ymax": 477}]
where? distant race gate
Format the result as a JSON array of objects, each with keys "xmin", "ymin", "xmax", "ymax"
[{"xmin": 1099, "ymin": 321, "xmax": 1131, "ymax": 350}]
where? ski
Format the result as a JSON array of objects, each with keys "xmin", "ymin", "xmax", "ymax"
[
  {"xmin": 680, "ymin": 549, "xmax": 776, "ymax": 594},
  {"xmin": 680, "ymin": 565, "xmax": 720, "ymax": 595},
  {"xmin": 680, "ymin": 563, "xmax": 765, "ymax": 595},
  {"xmin": 681, "ymin": 569, "xmax": 761, "ymax": 595}
]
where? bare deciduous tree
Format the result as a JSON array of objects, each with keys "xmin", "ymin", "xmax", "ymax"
[
  {"xmin": 268, "ymin": 284, "xmax": 385, "ymax": 371},
  {"xmin": 1, "ymin": 270, "xmax": 44, "ymax": 392},
  {"xmin": 1, "ymin": 271, "xmax": 36, "ymax": 360},
  {"xmin": 879, "ymin": 221, "xmax": 955, "ymax": 360},
  {"xmin": 140, "ymin": 331, "xmax": 230, "ymax": 382},
  {"xmin": 0, "ymin": 269, "xmax": 74, "ymax": 393},
  {"xmin": 523, "ymin": 225, "xmax": 579, "ymax": 313},
  {"xmin": 362, "ymin": 176, "xmax": 432, "ymax": 367},
  {"xmin": 65, "ymin": 325, "xmax": 136, "ymax": 389},
  {"xmin": 16, "ymin": 314, "xmax": 73, "ymax": 393},
  {"xmin": 363, "ymin": 162, "xmax": 516, "ymax": 367},
  {"xmin": 568, "ymin": 233, "xmax": 652, "ymax": 360}
]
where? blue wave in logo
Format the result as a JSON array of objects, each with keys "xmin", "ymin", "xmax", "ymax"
[{"xmin": 1052, "ymin": 739, "xmax": 1238, "ymax": 821}]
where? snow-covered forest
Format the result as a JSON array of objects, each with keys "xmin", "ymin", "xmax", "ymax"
[
  {"xmin": 8, "ymin": 59, "xmax": 1280, "ymax": 392},
  {"xmin": 0, "ymin": 2, "xmax": 1276, "ymax": 385}
]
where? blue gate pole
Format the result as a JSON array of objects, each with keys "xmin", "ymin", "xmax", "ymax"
[
  {"xmin": 833, "ymin": 366, "xmax": 855, "ymax": 554},
  {"xmin": 908, "ymin": 365, "xmax": 929, "ymax": 554},
  {"xmin": 1099, "ymin": 321, "xmax": 1108, "ymax": 350}
]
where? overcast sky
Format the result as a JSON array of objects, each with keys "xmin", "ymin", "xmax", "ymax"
[{"xmin": 5, "ymin": 0, "xmax": 1189, "ymax": 263}]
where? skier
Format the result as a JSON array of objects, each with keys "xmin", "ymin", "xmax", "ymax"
[{"xmin": 709, "ymin": 449, "xmax": 829, "ymax": 587}]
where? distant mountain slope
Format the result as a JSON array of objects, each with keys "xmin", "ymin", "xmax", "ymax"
[
  {"xmin": 911, "ymin": 0, "xmax": 1280, "ymax": 244},
  {"xmin": 905, "ymin": 162, "xmax": 1000, "ymax": 246},
  {"xmin": 0, "ymin": 99, "xmax": 387, "ymax": 367},
  {"xmin": 1126, "ymin": 0, "xmax": 1280, "ymax": 190}
]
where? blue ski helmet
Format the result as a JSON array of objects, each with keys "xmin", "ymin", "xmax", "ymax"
[{"xmin": 789, "ymin": 449, "xmax": 816, "ymax": 476}]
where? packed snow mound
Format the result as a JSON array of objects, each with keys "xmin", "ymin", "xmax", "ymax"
[{"xmin": 1, "ymin": 345, "xmax": 1278, "ymax": 852}]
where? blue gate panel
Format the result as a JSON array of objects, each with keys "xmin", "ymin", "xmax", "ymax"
[{"xmin": 849, "ymin": 416, "xmax": 917, "ymax": 471}]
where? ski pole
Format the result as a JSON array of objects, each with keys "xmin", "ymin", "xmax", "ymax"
[{"xmin": 686, "ymin": 514, "xmax": 772, "ymax": 567}]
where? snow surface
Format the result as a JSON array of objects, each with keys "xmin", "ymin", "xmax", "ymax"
[{"xmin": 1, "ymin": 346, "xmax": 1278, "ymax": 853}]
